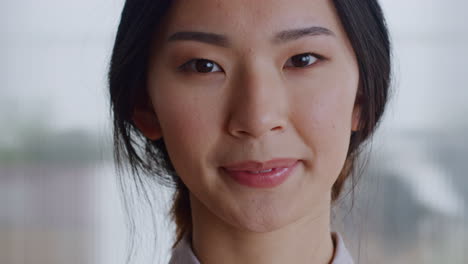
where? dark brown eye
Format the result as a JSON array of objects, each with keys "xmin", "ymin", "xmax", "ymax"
[
  {"xmin": 184, "ymin": 59, "xmax": 222, "ymax": 73},
  {"xmin": 285, "ymin": 53, "xmax": 318, "ymax": 68}
]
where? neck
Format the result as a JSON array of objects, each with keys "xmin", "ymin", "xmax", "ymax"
[{"xmin": 190, "ymin": 195, "xmax": 335, "ymax": 264}]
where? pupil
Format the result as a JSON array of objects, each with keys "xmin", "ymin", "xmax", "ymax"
[
  {"xmin": 196, "ymin": 59, "xmax": 214, "ymax": 73},
  {"xmin": 292, "ymin": 54, "xmax": 310, "ymax": 67}
]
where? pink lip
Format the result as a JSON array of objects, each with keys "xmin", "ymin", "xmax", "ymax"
[
  {"xmin": 221, "ymin": 158, "xmax": 300, "ymax": 188},
  {"xmin": 222, "ymin": 158, "xmax": 299, "ymax": 171}
]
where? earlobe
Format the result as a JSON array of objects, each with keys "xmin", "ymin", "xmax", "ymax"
[{"xmin": 132, "ymin": 108, "xmax": 162, "ymax": 140}]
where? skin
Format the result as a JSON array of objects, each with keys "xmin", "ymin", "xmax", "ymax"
[{"xmin": 134, "ymin": 0, "xmax": 360, "ymax": 263}]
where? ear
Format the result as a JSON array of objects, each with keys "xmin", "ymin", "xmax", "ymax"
[
  {"xmin": 132, "ymin": 107, "xmax": 162, "ymax": 140},
  {"xmin": 351, "ymin": 103, "xmax": 361, "ymax": 132}
]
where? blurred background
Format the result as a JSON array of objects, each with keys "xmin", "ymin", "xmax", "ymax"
[{"xmin": 1, "ymin": 0, "xmax": 467, "ymax": 263}]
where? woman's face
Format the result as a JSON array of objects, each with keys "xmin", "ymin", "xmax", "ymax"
[{"xmin": 142, "ymin": 0, "xmax": 360, "ymax": 232}]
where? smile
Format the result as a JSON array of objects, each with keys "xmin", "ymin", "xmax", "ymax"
[{"xmin": 221, "ymin": 159, "xmax": 300, "ymax": 188}]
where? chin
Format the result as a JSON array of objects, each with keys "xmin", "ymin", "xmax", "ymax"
[{"xmin": 226, "ymin": 202, "xmax": 300, "ymax": 233}]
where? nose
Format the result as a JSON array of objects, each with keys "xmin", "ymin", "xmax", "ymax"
[{"xmin": 227, "ymin": 67, "xmax": 288, "ymax": 139}]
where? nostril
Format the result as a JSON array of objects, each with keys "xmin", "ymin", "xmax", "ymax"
[
  {"xmin": 230, "ymin": 129, "xmax": 249, "ymax": 137},
  {"xmin": 271, "ymin": 125, "xmax": 285, "ymax": 132},
  {"xmin": 228, "ymin": 123, "xmax": 286, "ymax": 139},
  {"xmin": 237, "ymin": 130, "xmax": 249, "ymax": 136},
  {"xmin": 272, "ymin": 126, "xmax": 283, "ymax": 131}
]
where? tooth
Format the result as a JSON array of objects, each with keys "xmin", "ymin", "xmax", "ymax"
[{"xmin": 257, "ymin": 169, "xmax": 273, "ymax": 173}]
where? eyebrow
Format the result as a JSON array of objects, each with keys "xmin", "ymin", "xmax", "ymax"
[{"xmin": 167, "ymin": 26, "xmax": 335, "ymax": 47}]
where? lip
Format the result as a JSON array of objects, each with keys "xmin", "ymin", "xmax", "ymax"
[
  {"xmin": 221, "ymin": 158, "xmax": 300, "ymax": 188},
  {"xmin": 222, "ymin": 158, "xmax": 299, "ymax": 171}
]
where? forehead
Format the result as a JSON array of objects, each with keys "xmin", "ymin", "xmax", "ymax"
[{"xmin": 160, "ymin": 0, "xmax": 346, "ymax": 44}]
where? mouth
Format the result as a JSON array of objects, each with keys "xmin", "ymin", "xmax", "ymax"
[{"xmin": 220, "ymin": 158, "xmax": 300, "ymax": 188}]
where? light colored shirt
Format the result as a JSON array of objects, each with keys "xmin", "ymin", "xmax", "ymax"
[{"xmin": 169, "ymin": 232, "xmax": 354, "ymax": 264}]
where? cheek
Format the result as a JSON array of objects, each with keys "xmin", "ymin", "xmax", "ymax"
[
  {"xmin": 149, "ymin": 81, "xmax": 222, "ymax": 181},
  {"xmin": 291, "ymin": 70, "xmax": 358, "ymax": 179}
]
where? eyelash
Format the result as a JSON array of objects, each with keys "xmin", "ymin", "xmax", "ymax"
[{"xmin": 178, "ymin": 52, "xmax": 325, "ymax": 74}]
